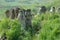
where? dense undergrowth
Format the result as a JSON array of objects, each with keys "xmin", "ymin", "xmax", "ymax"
[{"xmin": 0, "ymin": 13, "xmax": 60, "ymax": 40}]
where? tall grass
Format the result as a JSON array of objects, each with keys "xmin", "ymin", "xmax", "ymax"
[{"xmin": 0, "ymin": 13, "xmax": 60, "ymax": 40}]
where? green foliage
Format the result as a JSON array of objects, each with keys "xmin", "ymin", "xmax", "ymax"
[
  {"xmin": 7, "ymin": 19, "xmax": 21, "ymax": 40},
  {"xmin": 38, "ymin": 18, "xmax": 60, "ymax": 40},
  {"xmin": 0, "ymin": 18, "xmax": 21, "ymax": 40},
  {"xmin": 31, "ymin": 13, "xmax": 60, "ymax": 40},
  {"xmin": 0, "ymin": 18, "xmax": 10, "ymax": 33},
  {"xmin": 0, "ymin": 12, "xmax": 60, "ymax": 40},
  {"xmin": 0, "ymin": 0, "xmax": 60, "ymax": 40}
]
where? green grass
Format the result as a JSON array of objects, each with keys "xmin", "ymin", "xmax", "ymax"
[
  {"xmin": 0, "ymin": 13, "xmax": 60, "ymax": 40},
  {"xmin": 0, "ymin": 0, "xmax": 60, "ymax": 40}
]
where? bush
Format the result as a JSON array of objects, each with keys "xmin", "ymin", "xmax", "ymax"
[{"xmin": 0, "ymin": 18, "xmax": 21, "ymax": 40}]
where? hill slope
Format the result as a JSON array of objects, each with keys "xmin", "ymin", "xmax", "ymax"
[{"xmin": 0, "ymin": 0, "xmax": 55, "ymax": 7}]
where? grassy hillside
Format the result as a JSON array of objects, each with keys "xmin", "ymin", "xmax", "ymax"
[{"xmin": 0, "ymin": 0, "xmax": 60, "ymax": 40}]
